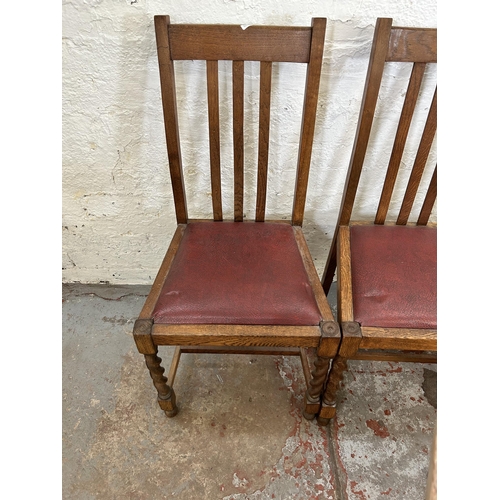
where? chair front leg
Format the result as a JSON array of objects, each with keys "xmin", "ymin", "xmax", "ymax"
[
  {"xmin": 133, "ymin": 318, "xmax": 178, "ymax": 417},
  {"xmin": 144, "ymin": 349, "xmax": 178, "ymax": 417},
  {"xmin": 316, "ymin": 355, "xmax": 348, "ymax": 425},
  {"xmin": 317, "ymin": 321, "xmax": 362, "ymax": 426},
  {"xmin": 303, "ymin": 320, "xmax": 340, "ymax": 420},
  {"xmin": 303, "ymin": 356, "xmax": 331, "ymax": 419}
]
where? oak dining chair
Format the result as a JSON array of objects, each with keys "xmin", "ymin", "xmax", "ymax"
[
  {"xmin": 132, "ymin": 16, "xmax": 340, "ymax": 422},
  {"xmin": 317, "ymin": 17, "xmax": 437, "ymax": 425}
]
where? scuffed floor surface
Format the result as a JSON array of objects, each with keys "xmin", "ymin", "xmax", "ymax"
[
  {"xmin": 62, "ymin": 284, "xmax": 436, "ymax": 499},
  {"xmin": 63, "ymin": 284, "xmax": 337, "ymax": 499}
]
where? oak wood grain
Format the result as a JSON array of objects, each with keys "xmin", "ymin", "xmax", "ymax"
[
  {"xmin": 305, "ymin": 353, "xmax": 334, "ymax": 419},
  {"xmin": 132, "ymin": 318, "xmax": 155, "ymax": 355},
  {"xmin": 207, "ymin": 60, "xmax": 223, "ymax": 221},
  {"xmin": 338, "ymin": 322, "xmax": 363, "ymax": 357},
  {"xmin": 292, "ymin": 17, "xmax": 326, "ymax": 226},
  {"xmin": 387, "ymin": 27, "xmax": 437, "ymax": 63},
  {"xmin": 255, "ymin": 61, "xmax": 272, "ymax": 221},
  {"xmin": 167, "ymin": 24, "xmax": 313, "ymax": 62},
  {"xmin": 320, "ymin": 322, "xmax": 362, "ymax": 411},
  {"xmin": 155, "ymin": 16, "xmax": 188, "ymax": 224},
  {"xmin": 152, "ymin": 324, "xmax": 321, "ymax": 348},
  {"xmin": 167, "ymin": 346, "xmax": 182, "ymax": 386},
  {"xmin": 233, "ymin": 60, "xmax": 245, "ymax": 221},
  {"xmin": 144, "ymin": 348, "xmax": 177, "ymax": 416},
  {"xmin": 337, "ymin": 226, "xmax": 354, "ymax": 322},
  {"xmin": 299, "ymin": 348, "xmax": 312, "ymax": 387},
  {"xmin": 317, "ymin": 321, "xmax": 341, "ymax": 358},
  {"xmin": 187, "ymin": 218, "xmax": 292, "ymax": 224},
  {"xmin": 417, "ymin": 165, "xmax": 437, "ymax": 226},
  {"xmin": 359, "ymin": 326, "xmax": 437, "ymax": 351},
  {"xmin": 178, "ymin": 345, "xmax": 302, "ymax": 355}
]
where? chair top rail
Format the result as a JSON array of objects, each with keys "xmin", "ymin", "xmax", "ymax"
[
  {"xmin": 165, "ymin": 22, "xmax": 315, "ymax": 62},
  {"xmin": 387, "ymin": 26, "xmax": 437, "ymax": 63}
]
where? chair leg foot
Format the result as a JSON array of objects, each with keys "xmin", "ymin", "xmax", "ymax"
[
  {"xmin": 164, "ymin": 407, "xmax": 179, "ymax": 418},
  {"xmin": 302, "ymin": 409, "xmax": 316, "ymax": 420},
  {"xmin": 317, "ymin": 417, "xmax": 330, "ymax": 426},
  {"xmin": 158, "ymin": 389, "xmax": 178, "ymax": 417},
  {"xmin": 317, "ymin": 401, "xmax": 336, "ymax": 426},
  {"xmin": 317, "ymin": 355, "xmax": 348, "ymax": 425}
]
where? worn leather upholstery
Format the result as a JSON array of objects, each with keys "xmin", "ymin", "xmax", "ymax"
[
  {"xmin": 153, "ymin": 222, "xmax": 322, "ymax": 325},
  {"xmin": 350, "ymin": 225, "xmax": 437, "ymax": 329}
]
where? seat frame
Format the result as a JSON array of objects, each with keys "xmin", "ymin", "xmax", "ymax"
[
  {"xmin": 133, "ymin": 16, "xmax": 340, "ymax": 422},
  {"xmin": 317, "ymin": 18, "xmax": 437, "ymax": 425}
]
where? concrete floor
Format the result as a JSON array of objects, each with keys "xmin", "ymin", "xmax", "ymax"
[{"xmin": 62, "ymin": 283, "xmax": 436, "ymax": 499}]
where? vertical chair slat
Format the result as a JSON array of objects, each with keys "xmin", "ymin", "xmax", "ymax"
[
  {"xmin": 397, "ymin": 87, "xmax": 437, "ymax": 225},
  {"xmin": 417, "ymin": 165, "xmax": 437, "ymax": 226},
  {"xmin": 255, "ymin": 61, "xmax": 272, "ymax": 222},
  {"xmin": 375, "ymin": 62, "xmax": 426, "ymax": 224},
  {"xmin": 321, "ymin": 17, "xmax": 393, "ymax": 292},
  {"xmin": 206, "ymin": 60, "xmax": 223, "ymax": 221},
  {"xmin": 154, "ymin": 15, "xmax": 188, "ymax": 224},
  {"xmin": 291, "ymin": 17, "xmax": 327, "ymax": 226},
  {"xmin": 233, "ymin": 60, "xmax": 245, "ymax": 222}
]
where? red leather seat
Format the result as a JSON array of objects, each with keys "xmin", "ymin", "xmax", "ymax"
[
  {"xmin": 350, "ymin": 225, "xmax": 437, "ymax": 329},
  {"xmin": 152, "ymin": 222, "xmax": 322, "ymax": 325}
]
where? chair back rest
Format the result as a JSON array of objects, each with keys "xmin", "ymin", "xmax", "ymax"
[
  {"xmin": 154, "ymin": 16, "xmax": 326, "ymax": 225},
  {"xmin": 338, "ymin": 17, "xmax": 437, "ymax": 227},
  {"xmin": 322, "ymin": 18, "xmax": 437, "ymax": 292}
]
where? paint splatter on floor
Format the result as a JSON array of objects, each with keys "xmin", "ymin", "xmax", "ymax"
[
  {"xmin": 330, "ymin": 361, "xmax": 436, "ymax": 499},
  {"xmin": 223, "ymin": 355, "xmax": 337, "ymax": 500}
]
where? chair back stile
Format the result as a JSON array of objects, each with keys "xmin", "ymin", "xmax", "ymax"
[
  {"xmin": 154, "ymin": 16, "xmax": 326, "ymax": 226},
  {"xmin": 321, "ymin": 18, "xmax": 437, "ymax": 293},
  {"xmin": 155, "ymin": 16, "xmax": 188, "ymax": 224}
]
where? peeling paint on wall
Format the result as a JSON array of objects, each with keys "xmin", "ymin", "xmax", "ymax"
[{"xmin": 62, "ymin": 0, "xmax": 437, "ymax": 284}]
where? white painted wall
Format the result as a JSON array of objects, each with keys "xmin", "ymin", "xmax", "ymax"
[{"xmin": 62, "ymin": 0, "xmax": 437, "ymax": 284}]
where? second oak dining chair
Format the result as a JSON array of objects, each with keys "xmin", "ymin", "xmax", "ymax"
[{"xmin": 317, "ymin": 17, "xmax": 437, "ymax": 425}]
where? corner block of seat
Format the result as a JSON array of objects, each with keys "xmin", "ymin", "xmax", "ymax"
[
  {"xmin": 133, "ymin": 318, "xmax": 156, "ymax": 354},
  {"xmin": 317, "ymin": 320, "xmax": 341, "ymax": 358}
]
